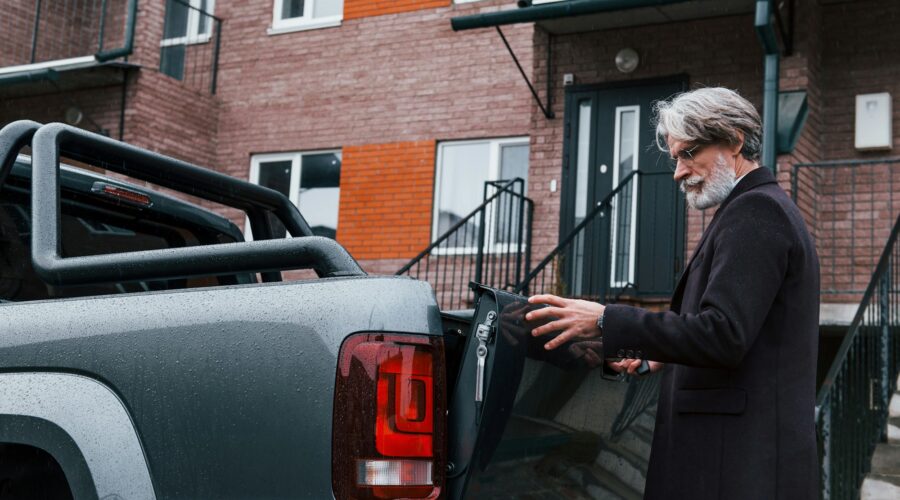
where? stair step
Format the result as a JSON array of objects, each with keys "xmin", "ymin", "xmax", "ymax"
[
  {"xmin": 861, "ymin": 474, "xmax": 900, "ymax": 499},
  {"xmin": 597, "ymin": 449, "xmax": 646, "ymax": 493},
  {"xmin": 870, "ymin": 443, "xmax": 900, "ymax": 478},
  {"xmin": 613, "ymin": 428, "xmax": 652, "ymax": 459},
  {"xmin": 564, "ymin": 461, "xmax": 643, "ymax": 500},
  {"xmin": 633, "ymin": 411, "xmax": 657, "ymax": 431},
  {"xmin": 889, "ymin": 417, "xmax": 900, "ymax": 444},
  {"xmin": 628, "ymin": 424, "xmax": 654, "ymax": 444}
]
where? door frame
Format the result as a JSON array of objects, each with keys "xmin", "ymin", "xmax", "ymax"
[{"xmin": 559, "ymin": 74, "xmax": 689, "ymax": 298}]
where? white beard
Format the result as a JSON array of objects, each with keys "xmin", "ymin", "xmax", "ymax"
[{"xmin": 680, "ymin": 153, "xmax": 736, "ymax": 210}]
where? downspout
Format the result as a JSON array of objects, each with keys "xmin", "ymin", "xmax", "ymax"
[
  {"xmin": 755, "ymin": 0, "xmax": 779, "ymax": 173},
  {"xmin": 95, "ymin": 0, "xmax": 137, "ymax": 62}
]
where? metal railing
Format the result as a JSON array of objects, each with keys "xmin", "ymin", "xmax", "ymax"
[
  {"xmin": 0, "ymin": 0, "xmax": 136, "ymax": 69},
  {"xmin": 514, "ymin": 171, "xmax": 672, "ymax": 300},
  {"xmin": 816, "ymin": 213, "xmax": 900, "ymax": 500},
  {"xmin": 397, "ymin": 178, "xmax": 533, "ymax": 310},
  {"xmin": 792, "ymin": 159, "xmax": 900, "ymax": 301},
  {"xmin": 160, "ymin": 0, "xmax": 222, "ymax": 94}
]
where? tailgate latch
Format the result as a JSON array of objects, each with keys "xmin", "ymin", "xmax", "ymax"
[{"xmin": 474, "ymin": 310, "xmax": 497, "ymax": 403}]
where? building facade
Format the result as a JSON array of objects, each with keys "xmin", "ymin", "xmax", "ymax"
[{"xmin": 1, "ymin": 0, "xmax": 898, "ymax": 313}]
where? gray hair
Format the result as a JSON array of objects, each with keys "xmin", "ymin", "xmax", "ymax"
[{"xmin": 654, "ymin": 87, "xmax": 762, "ymax": 162}]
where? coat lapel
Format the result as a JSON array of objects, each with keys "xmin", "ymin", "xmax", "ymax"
[{"xmin": 669, "ymin": 167, "xmax": 778, "ymax": 312}]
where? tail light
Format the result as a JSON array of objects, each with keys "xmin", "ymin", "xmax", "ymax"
[{"xmin": 333, "ymin": 333, "xmax": 446, "ymax": 500}]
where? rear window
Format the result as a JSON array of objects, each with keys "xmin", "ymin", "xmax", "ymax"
[{"xmin": 0, "ymin": 192, "xmax": 247, "ymax": 301}]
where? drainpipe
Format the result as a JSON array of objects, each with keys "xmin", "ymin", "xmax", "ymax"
[
  {"xmin": 755, "ymin": 0, "xmax": 779, "ymax": 173},
  {"xmin": 95, "ymin": 0, "xmax": 137, "ymax": 62}
]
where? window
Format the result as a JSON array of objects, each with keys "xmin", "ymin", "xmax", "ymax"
[
  {"xmin": 160, "ymin": 0, "xmax": 215, "ymax": 79},
  {"xmin": 270, "ymin": 0, "xmax": 343, "ymax": 34},
  {"xmin": 609, "ymin": 105, "xmax": 640, "ymax": 288},
  {"xmin": 433, "ymin": 138, "xmax": 529, "ymax": 253},
  {"xmin": 248, "ymin": 151, "xmax": 342, "ymax": 240}
]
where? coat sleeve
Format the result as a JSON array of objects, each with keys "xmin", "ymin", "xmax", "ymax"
[{"xmin": 601, "ymin": 192, "xmax": 795, "ymax": 369}]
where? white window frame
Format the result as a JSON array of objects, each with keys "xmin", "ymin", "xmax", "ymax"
[
  {"xmin": 269, "ymin": 0, "xmax": 343, "ymax": 35},
  {"xmin": 432, "ymin": 136, "xmax": 529, "ymax": 255},
  {"xmin": 160, "ymin": 0, "xmax": 215, "ymax": 47},
  {"xmin": 246, "ymin": 149, "xmax": 342, "ymax": 240},
  {"xmin": 609, "ymin": 105, "xmax": 641, "ymax": 288}
]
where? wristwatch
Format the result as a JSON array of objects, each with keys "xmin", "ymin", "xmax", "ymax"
[{"xmin": 596, "ymin": 313, "xmax": 604, "ymax": 334}]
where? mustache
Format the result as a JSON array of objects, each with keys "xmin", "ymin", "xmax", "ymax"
[{"xmin": 680, "ymin": 176, "xmax": 704, "ymax": 191}]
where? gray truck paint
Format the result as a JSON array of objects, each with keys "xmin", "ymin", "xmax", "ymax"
[
  {"xmin": 0, "ymin": 275, "xmax": 441, "ymax": 498},
  {"xmin": 0, "ymin": 372, "xmax": 155, "ymax": 499}
]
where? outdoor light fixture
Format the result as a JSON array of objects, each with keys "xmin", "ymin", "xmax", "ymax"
[
  {"xmin": 615, "ymin": 48, "xmax": 640, "ymax": 73},
  {"xmin": 64, "ymin": 107, "xmax": 83, "ymax": 126}
]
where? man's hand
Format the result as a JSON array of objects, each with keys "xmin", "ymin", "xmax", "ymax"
[
  {"xmin": 608, "ymin": 359, "xmax": 665, "ymax": 375},
  {"xmin": 526, "ymin": 294, "xmax": 604, "ymax": 350}
]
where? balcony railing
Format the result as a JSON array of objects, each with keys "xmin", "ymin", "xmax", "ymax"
[
  {"xmin": 160, "ymin": 0, "xmax": 222, "ymax": 94},
  {"xmin": 397, "ymin": 178, "xmax": 533, "ymax": 311},
  {"xmin": 0, "ymin": 0, "xmax": 136, "ymax": 73},
  {"xmin": 792, "ymin": 158, "xmax": 900, "ymax": 302},
  {"xmin": 816, "ymin": 213, "xmax": 900, "ymax": 500}
]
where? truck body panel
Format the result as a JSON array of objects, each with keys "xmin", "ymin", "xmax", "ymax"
[{"xmin": 0, "ymin": 276, "xmax": 441, "ymax": 498}]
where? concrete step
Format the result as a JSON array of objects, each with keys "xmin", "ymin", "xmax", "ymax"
[
  {"xmin": 862, "ymin": 443, "xmax": 900, "ymax": 499},
  {"xmin": 633, "ymin": 410, "xmax": 657, "ymax": 431},
  {"xmin": 596, "ymin": 439, "xmax": 649, "ymax": 493},
  {"xmin": 861, "ymin": 474, "xmax": 900, "ymax": 499},
  {"xmin": 563, "ymin": 461, "xmax": 643, "ymax": 500},
  {"xmin": 613, "ymin": 426, "xmax": 652, "ymax": 459}
]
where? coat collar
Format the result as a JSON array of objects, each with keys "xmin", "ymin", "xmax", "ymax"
[
  {"xmin": 715, "ymin": 166, "xmax": 777, "ymax": 215},
  {"xmin": 669, "ymin": 166, "xmax": 776, "ymax": 311}
]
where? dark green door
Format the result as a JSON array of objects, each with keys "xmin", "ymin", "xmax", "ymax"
[{"xmin": 561, "ymin": 78, "xmax": 686, "ymax": 298}]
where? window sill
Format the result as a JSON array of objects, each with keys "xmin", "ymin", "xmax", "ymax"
[
  {"xmin": 267, "ymin": 17, "xmax": 342, "ymax": 36},
  {"xmin": 160, "ymin": 35, "xmax": 212, "ymax": 47}
]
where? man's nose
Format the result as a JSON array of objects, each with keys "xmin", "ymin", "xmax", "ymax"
[{"xmin": 673, "ymin": 160, "xmax": 691, "ymax": 182}]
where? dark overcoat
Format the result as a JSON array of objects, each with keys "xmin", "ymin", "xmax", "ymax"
[{"xmin": 603, "ymin": 167, "xmax": 820, "ymax": 500}]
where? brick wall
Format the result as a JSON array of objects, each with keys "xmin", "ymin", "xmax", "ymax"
[
  {"xmin": 344, "ymin": 0, "xmax": 450, "ymax": 20},
  {"xmin": 211, "ymin": 0, "xmax": 534, "ymax": 259},
  {"xmin": 530, "ymin": 13, "xmax": 765, "ymax": 279},
  {"xmin": 337, "ymin": 140, "xmax": 436, "ymax": 259}
]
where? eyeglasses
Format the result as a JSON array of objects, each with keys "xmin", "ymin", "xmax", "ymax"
[{"xmin": 669, "ymin": 143, "xmax": 705, "ymax": 169}]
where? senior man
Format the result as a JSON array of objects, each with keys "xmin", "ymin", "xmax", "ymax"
[{"xmin": 527, "ymin": 87, "xmax": 819, "ymax": 500}]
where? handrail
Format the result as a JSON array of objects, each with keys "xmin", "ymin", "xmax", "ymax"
[
  {"xmin": 815, "ymin": 212, "xmax": 900, "ymax": 499},
  {"xmin": 0, "ymin": 121, "xmax": 365, "ymax": 284},
  {"xmin": 817, "ymin": 213, "xmax": 900, "ymax": 406},
  {"xmin": 396, "ymin": 177, "xmax": 529, "ymax": 275},
  {"xmin": 514, "ymin": 170, "xmax": 671, "ymax": 294}
]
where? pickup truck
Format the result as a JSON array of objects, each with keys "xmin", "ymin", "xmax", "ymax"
[{"xmin": 0, "ymin": 120, "xmax": 659, "ymax": 500}]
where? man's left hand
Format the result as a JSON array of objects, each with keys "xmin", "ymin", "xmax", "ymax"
[{"xmin": 526, "ymin": 294, "xmax": 604, "ymax": 350}]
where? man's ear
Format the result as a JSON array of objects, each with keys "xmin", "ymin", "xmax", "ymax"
[{"xmin": 730, "ymin": 131, "xmax": 745, "ymax": 156}]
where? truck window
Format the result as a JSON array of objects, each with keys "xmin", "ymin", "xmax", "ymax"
[{"xmin": 0, "ymin": 193, "xmax": 245, "ymax": 302}]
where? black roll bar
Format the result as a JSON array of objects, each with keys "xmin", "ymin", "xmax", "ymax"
[{"xmin": 0, "ymin": 121, "xmax": 365, "ymax": 284}]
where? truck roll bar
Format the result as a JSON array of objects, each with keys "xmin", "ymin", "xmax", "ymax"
[{"xmin": 0, "ymin": 121, "xmax": 365, "ymax": 284}]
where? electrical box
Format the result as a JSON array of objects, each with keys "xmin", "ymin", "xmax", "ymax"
[{"xmin": 855, "ymin": 92, "xmax": 892, "ymax": 151}]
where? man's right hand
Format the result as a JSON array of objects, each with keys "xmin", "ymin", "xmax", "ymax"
[{"xmin": 608, "ymin": 359, "xmax": 664, "ymax": 376}]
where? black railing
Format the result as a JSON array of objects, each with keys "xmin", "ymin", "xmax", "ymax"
[
  {"xmin": 0, "ymin": 0, "xmax": 136, "ymax": 69},
  {"xmin": 397, "ymin": 178, "xmax": 533, "ymax": 310},
  {"xmin": 792, "ymin": 159, "xmax": 900, "ymax": 301},
  {"xmin": 816, "ymin": 213, "xmax": 900, "ymax": 500},
  {"xmin": 514, "ymin": 171, "xmax": 670, "ymax": 300},
  {"xmin": 160, "ymin": 0, "xmax": 222, "ymax": 94}
]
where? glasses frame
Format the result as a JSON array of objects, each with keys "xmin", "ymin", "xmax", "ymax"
[{"xmin": 668, "ymin": 143, "xmax": 708, "ymax": 171}]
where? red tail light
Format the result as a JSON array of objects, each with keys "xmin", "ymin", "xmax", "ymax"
[{"xmin": 333, "ymin": 333, "xmax": 446, "ymax": 500}]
